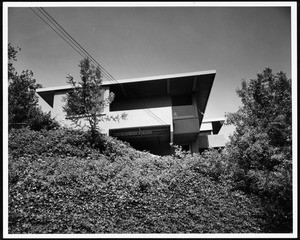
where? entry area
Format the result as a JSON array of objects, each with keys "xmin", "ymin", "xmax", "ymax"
[{"xmin": 109, "ymin": 125, "xmax": 172, "ymax": 155}]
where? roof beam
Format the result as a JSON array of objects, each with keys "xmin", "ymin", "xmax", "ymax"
[
  {"xmin": 167, "ymin": 79, "xmax": 170, "ymax": 94},
  {"xmin": 193, "ymin": 76, "xmax": 197, "ymax": 91},
  {"xmin": 120, "ymin": 84, "xmax": 127, "ymax": 97}
]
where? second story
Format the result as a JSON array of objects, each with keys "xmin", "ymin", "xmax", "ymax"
[{"xmin": 37, "ymin": 70, "xmax": 217, "ymax": 136}]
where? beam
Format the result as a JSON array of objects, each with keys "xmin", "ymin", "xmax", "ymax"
[
  {"xmin": 120, "ymin": 84, "xmax": 127, "ymax": 97},
  {"xmin": 192, "ymin": 76, "xmax": 197, "ymax": 91},
  {"xmin": 167, "ymin": 79, "xmax": 170, "ymax": 94}
]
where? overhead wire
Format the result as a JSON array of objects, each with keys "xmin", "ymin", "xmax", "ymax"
[
  {"xmin": 30, "ymin": 7, "xmax": 169, "ymax": 126},
  {"xmin": 38, "ymin": 7, "xmax": 168, "ymax": 127},
  {"xmin": 30, "ymin": 8, "xmax": 86, "ymax": 59},
  {"xmin": 36, "ymin": 7, "xmax": 116, "ymax": 83}
]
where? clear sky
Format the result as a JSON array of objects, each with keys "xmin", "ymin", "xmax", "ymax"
[{"xmin": 6, "ymin": 2, "xmax": 293, "ymax": 139}]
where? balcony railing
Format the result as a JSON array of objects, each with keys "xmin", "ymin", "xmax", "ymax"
[
  {"xmin": 172, "ymin": 105, "xmax": 195, "ymax": 119},
  {"xmin": 172, "ymin": 105, "xmax": 199, "ymax": 135}
]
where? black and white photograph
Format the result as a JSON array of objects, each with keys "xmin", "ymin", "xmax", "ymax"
[{"xmin": 3, "ymin": 1, "xmax": 297, "ymax": 238}]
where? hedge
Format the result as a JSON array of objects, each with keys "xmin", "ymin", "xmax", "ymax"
[{"xmin": 8, "ymin": 128, "xmax": 265, "ymax": 233}]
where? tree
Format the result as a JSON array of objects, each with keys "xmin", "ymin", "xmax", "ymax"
[
  {"xmin": 63, "ymin": 57, "xmax": 126, "ymax": 141},
  {"xmin": 8, "ymin": 44, "xmax": 59, "ymax": 130},
  {"xmin": 225, "ymin": 68, "xmax": 292, "ymax": 232}
]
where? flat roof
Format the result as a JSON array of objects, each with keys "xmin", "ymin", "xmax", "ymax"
[
  {"xmin": 202, "ymin": 117, "xmax": 225, "ymax": 123},
  {"xmin": 36, "ymin": 70, "xmax": 216, "ymax": 93},
  {"xmin": 200, "ymin": 117, "xmax": 225, "ymax": 134}
]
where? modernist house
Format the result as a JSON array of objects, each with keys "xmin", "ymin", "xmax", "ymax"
[{"xmin": 36, "ymin": 70, "xmax": 226, "ymax": 155}]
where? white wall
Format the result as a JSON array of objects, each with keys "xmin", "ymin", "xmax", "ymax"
[
  {"xmin": 200, "ymin": 122, "xmax": 213, "ymax": 131},
  {"xmin": 48, "ymin": 87, "xmax": 173, "ymax": 134},
  {"xmin": 37, "ymin": 95, "xmax": 52, "ymax": 114},
  {"xmin": 100, "ymin": 107, "xmax": 173, "ymax": 135}
]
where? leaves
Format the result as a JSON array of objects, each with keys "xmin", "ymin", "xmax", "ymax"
[
  {"xmin": 8, "ymin": 44, "xmax": 59, "ymax": 131},
  {"xmin": 9, "ymin": 128, "xmax": 264, "ymax": 233},
  {"xmin": 225, "ymin": 68, "xmax": 292, "ymax": 232},
  {"xmin": 63, "ymin": 57, "xmax": 127, "ymax": 140}
]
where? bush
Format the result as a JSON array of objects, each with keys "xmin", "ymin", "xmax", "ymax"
[
  {"xmin": 28, "ymin": 110, "xmax": 60, "ymax": 131},
  {"xmin": 8, "ymin": 127, "xmax": 100, "ymax": 158},
  {"xmin": 8, "ymin": 129, "xmax": 265, "ymax": 233},
  {"xmin": 225, "ymin": 68, "xmax": 293, "ymax": 232}
]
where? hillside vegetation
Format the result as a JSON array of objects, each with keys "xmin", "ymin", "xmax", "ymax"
[
  {"xmin": 8, "ymin": 46, "xmax": 292, "ymax": 234},
  {"xmin": 8, "ymin": 128, "xmax": 264, "ymax": 234}
]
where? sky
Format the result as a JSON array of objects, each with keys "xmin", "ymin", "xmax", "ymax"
[{"xmin": 5, "ymin": 2, "xmax": 294, "ymax": 140}]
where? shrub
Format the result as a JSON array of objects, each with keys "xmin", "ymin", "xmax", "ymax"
[
  {"xmin": 8, "ymin": 127, "xmax": 101, "ymax": 158},
  {"xmin": 8, "ymin": 129, "xmax": 265, "ymax": 233},
  {"xmin": 225, "ymin": 68, "xmax": 293, "ymax": 232},
  {"xmin": 28, "ymin": 110, "xmax": 60, "ymax": 131}
]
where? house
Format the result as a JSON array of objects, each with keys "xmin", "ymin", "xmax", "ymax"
[{"xmin": 36, "ymin": 70, "xmax": 226, "ymax": 155}]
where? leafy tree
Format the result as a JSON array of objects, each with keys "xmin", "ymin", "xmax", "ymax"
[
  {"xmin": 63, "ymin": 57, "xmax": 126, "ymax": 141},
  {"xmin": 8, "ymin": 44, "xmax": 59, "ymax": 130},
  {"xmin": 225, "ymin": 68, "xmax": 292, "ymax": 232}
]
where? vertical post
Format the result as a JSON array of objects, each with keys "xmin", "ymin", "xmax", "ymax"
[
  {"xmin": 103, "ymin": 86, "xmax": 110, "ymax": 114},
  {"xmin": 191, "ymin": 138, "xmax": 199, "ymax": 154}
]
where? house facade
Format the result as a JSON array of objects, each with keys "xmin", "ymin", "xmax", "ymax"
[{"xmin": 36, "ymin": 70, "xmax": 226, "ymax": 155}]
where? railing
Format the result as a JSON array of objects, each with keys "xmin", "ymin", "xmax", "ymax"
[
  {"xmin": 173, "ymin": 117, "xmax": 199, "ymax": 135},
  {"xmin": 172, "ymin": 105, "xmax": 195, "ymax": 119},
  {"xmin": 172, "ymin": 105, "xmax": 199, "ymax": 135}
]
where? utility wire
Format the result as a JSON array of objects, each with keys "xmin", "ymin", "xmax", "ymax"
[
  {"xmin": 39, "ymin": 7, "xmax": 117, "ymax": 83},
  {"xmin": 30, "ymin": 7, "xmax": 169, "ymax": 126},
  {"xmin": 30, "ymin": 8, "xmax": 86, "ymax": 59},
  {"xmin": 32, "ymin": 7, "xmax": 168, "ymax": 126},
  {"xmin": 31, "ymin": 7, "xmax": 114, "ymax": 83},
  {"xmin": 36, "ymin": 7, "xmax": 117, "ymax": 84}
]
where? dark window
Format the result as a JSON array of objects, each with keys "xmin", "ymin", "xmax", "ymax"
[{"xmin": 172, "ymin": 95, "xmax": 192, "ymax": 106}]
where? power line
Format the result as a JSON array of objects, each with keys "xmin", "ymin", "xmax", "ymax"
[
  {"xmin": 30, "ymin": 8, "xmax": 86, "ymax": 59},
  {"xmin": 32, "ymin": 7, "xmax": 116, "ymax": 84},
  {"xmin": 39, "ymin": 7, "xmax": 117, "ymax": 83},
  {"xmin": 31, "ymin": 7, "xmax": 168, "ymax": 126},
  {"xmin": 30, "ymin": 7, "xmax": 115, "ymax": 83},
  {"xmin": 30, "ymin": 7, "xmax": 169, "ymax": 126}
]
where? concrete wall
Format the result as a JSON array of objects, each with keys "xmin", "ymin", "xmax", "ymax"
[
  {"xmin": 38, "ymin": 86, "xmax": 226, "ymax": 153},
  {"xmin": 48, "ymin": 87, "xmax": 173, "ymax": 134},
  {"xmin": 198, "ymin": 134, "xmax": 227, "ymax": 149},
  {"xmin": 200, "ymin": 122, "xmax": 213, "ymax": 132},
  {"xmin": 100, "ymin": 107, "xmax": 173, "ymax": 135},
  {"xmin": 173, "ymin": 118, "xmax": 199, "ymax": 135},
  {"xmin": 51, "ymin": 91, "xmax": 72, "ymax": 127}
]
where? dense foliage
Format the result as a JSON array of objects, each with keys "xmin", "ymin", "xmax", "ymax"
[
  {"xmin": 8, "ymin": 44, "xmax": 59, "ymax": 131},
  {"xmin": 63, "ymin": 57, "xmax": 126, "ymax": 140},
  {"xmin": 225, "ymin": 68, "xmax": 293, "ymax": 232},
  {"xmin": 9, "ymin": 128, "xmax": 264, "ymax": 234},
  {"xmin": 8, "ymin": 65, "xmax": 293, "ymax": 233}
]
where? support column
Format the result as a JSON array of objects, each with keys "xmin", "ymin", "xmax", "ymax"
[
  {"xmin": 191, "ymin": 138, "xmax": 199, "ymax": 154},
  {"xmin": 103, "ymin": 86, "xmax": 110, "ymax": 114}
]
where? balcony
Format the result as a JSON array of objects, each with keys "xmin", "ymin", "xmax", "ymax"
[
  {"xmin": 172, "ymin": 105, "xmax": 199, "ymax": 143},
  {"xmin": 172, "ymin": 105, "xmax": 195, "ymax": 119}
]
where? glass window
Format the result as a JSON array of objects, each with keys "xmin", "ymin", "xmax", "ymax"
[{"xmin": 172, "ymin": 95, "xmax": 192, "ymax": 106}]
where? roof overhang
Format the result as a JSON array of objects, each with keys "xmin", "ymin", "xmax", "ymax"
[
  {"xmin": 200, "ymin": 117, "xmax": 226, "ymax": 134},
  {"xmin": 36, "ymin": 70, "xmax": 216, "ymax": 116}
]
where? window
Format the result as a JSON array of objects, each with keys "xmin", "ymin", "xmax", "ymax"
[
  {"xmin": 172, "ymin": 95, "xmax": 192, "ymax": 106},
  {"xmin": 172, "ymin": 95, "xmax": 195, "ymax": 119}
]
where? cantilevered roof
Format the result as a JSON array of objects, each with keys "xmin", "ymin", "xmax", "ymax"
[
  {"xmin": 200, "ymin": 117, "xmax": 226, "ymax": 134},
  {"xmin": 36, "ymin": 70, "xmax": 216, "ymax": 120}
]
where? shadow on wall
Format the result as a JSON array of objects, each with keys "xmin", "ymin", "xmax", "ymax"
[{"xmin": 198, "ymin": 135, "xmax": 210, "ymax": 149}]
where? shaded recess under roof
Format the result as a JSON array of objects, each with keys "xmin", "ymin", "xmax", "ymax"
[{"xmin": 36, "ymin": 70, "xmax": 216, "ymax": 122}]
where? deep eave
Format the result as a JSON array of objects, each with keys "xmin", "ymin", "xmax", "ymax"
[{"xmin": 36, "ymin": 70, "xmax": 216, "ymax": 115}]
